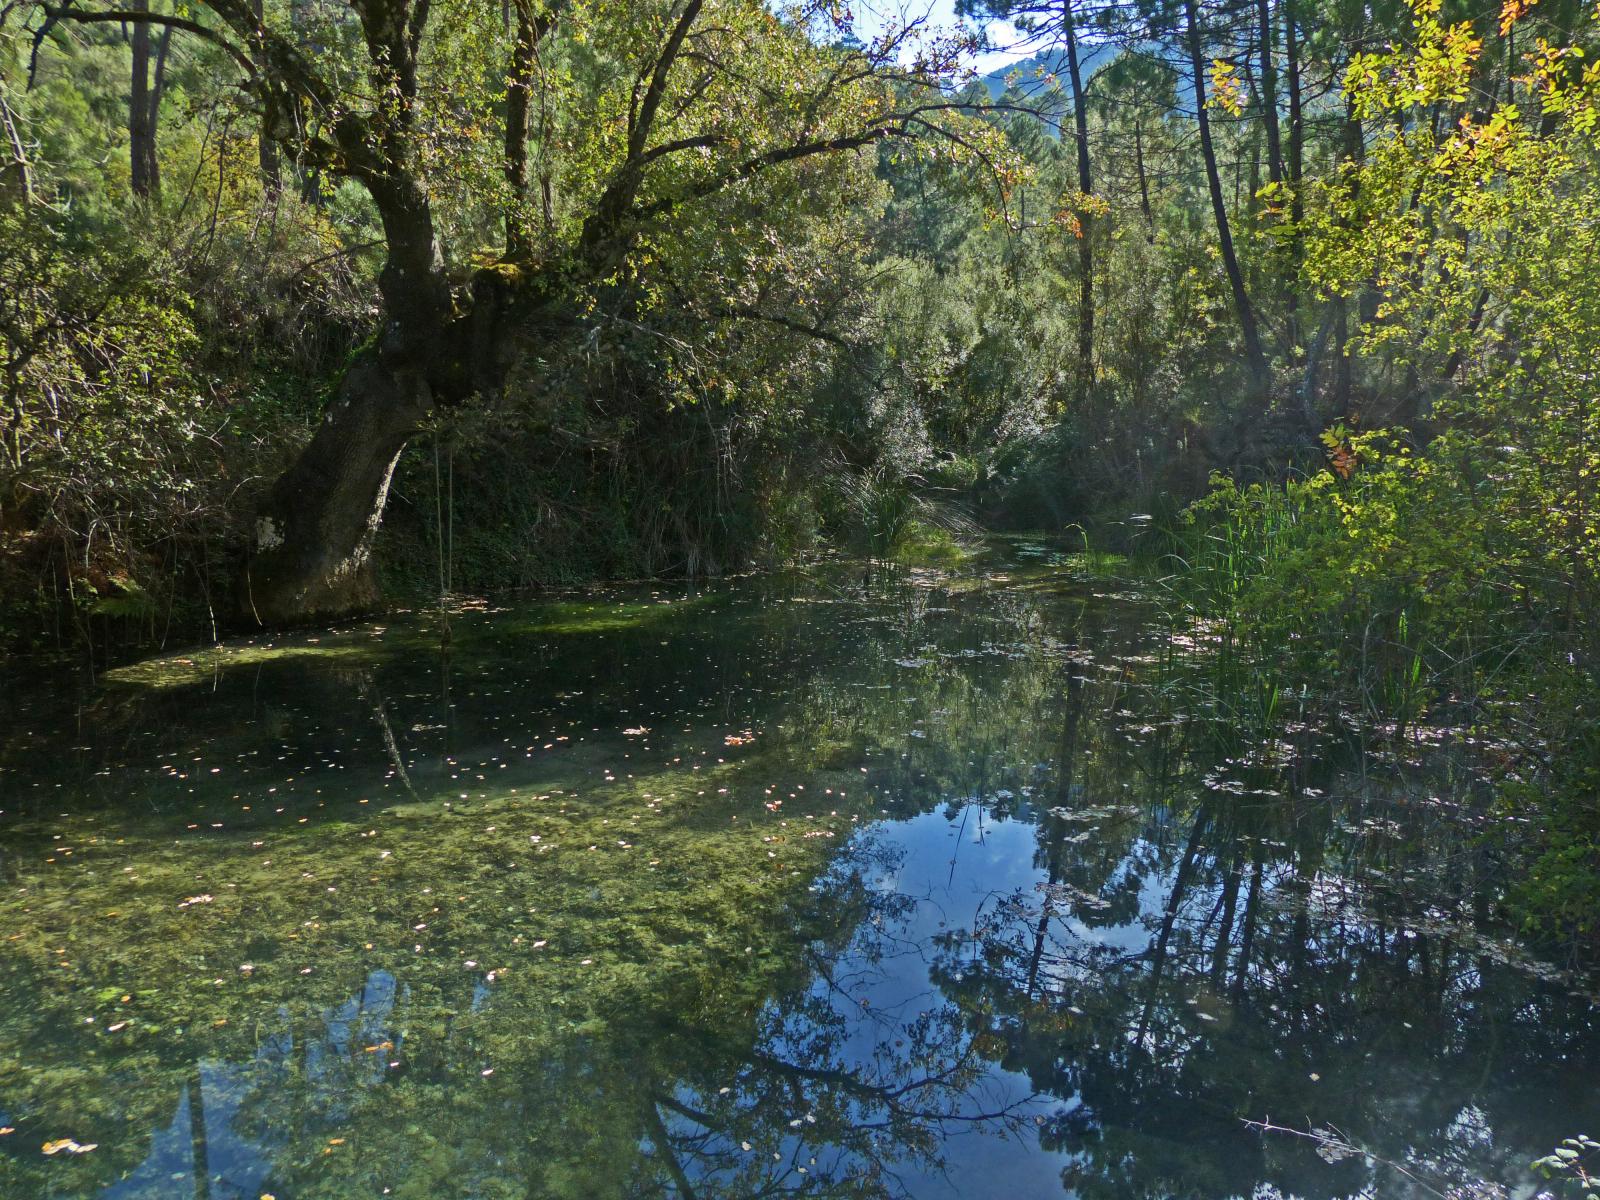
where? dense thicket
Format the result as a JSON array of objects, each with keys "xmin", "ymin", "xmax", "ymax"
[
  {"xmin": 0, "ymin": 0, "xmax": 1004, "ymax": 634},
  {"xmin": 0, "ymin": 0, "xmax": 1583, "ymax": 615}
]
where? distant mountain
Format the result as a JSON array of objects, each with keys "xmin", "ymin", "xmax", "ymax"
[{"xmin": 976, "ymin": 45, "xmax": 1115, "ymax": 100}]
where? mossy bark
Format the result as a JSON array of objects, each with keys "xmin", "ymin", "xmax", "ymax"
[{"xmin": 242, "ymin": 354, "xmax": 434, "ymax": 625}]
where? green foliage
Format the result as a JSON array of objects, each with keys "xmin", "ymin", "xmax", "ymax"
[
  {"xmin": 1534, "ymin": 1135, "xmax": 1600, "ymax": 1199},
  {"xmin": 1148, "ymin": 0, "xmax": 1600, "ymax": 949},
  {"xmin": 0, "ymin": 207, "xmax": 205, "ymax": 636}
]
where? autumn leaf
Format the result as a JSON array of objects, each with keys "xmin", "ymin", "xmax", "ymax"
[
  {"xmin": 42, "ymin": 1138, "xmax": 98, "ymax": 1155},
  {"xmin": 1500, "ymin": 0, "xmax": 1541, "ymax": 34},
  {"xmin": 1210, "ymin": 59, "xmax": 1246, "ymax": 116}
]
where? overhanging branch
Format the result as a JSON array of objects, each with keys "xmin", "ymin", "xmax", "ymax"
[{"xmin": 38, "ymin": 5, "xmax": 255, "ymax": 72}]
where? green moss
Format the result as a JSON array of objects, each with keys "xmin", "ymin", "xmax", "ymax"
[
  {"xmin": 504, "ymin": 591, "xmax": 722, "ymax": 636},
  {"xmin": 100, "ymin": 626, "xmax": 410, "ymax": 689},
  {"xmin": 891, "ymin": 519, "xmax": 970, "ymax": 567}
]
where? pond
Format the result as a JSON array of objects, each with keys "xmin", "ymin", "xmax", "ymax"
[{"xmin": 0, "ymin": 543, "xmax": 1595, "ymax": 1199}]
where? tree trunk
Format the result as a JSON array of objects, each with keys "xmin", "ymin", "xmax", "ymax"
[
  {"xmin": 235, "ymin": 0, "xmax": 549, "ymax": 626},
  {"xmin": 1257, "ymin": 0, "xmax": 1282, "ymax": 185},
  {"xmin": 1284, "ymin": 0, "xmax": 1303, "ymax": 204},
  {"xmin": 1332, "ymin": 93, "xmax": 1364, "ymax": 417},
  {"xmin": 1062, "ymin": 0, "xmax": 1095, "ymax": 400},
  {"xmin": 0, "ymin": 83, "xmax": 31, "ymax": 207},
  {"xmin": 129, "ymin": 0, "xmax": 155, "ymax": 197},
  {"xmin": 505, "ymin": 0, "xmax": 536, "ymax": 256},
  {"xmin": 1331, "ymin": 299, "xmax": 1352, "ymax": 417},
  {"xmin": 290, "ymin": 0, "xmax": 324, "ymax": 204},
  {"xmin": 1183, "ymin": 0, "xmax": 1270, "ymax": 386},
  {"xmin": 242, "ymin": 177, "xmax": 469, "ymax": 625},
  {"xmin": 1283, "ymin": 0, "xmax": 1304, "ymax": 354},
  {"xmin": 148, "ymin": 25, "xmax": 172, "ymax": 194},
  {"xmin": 252, "ymin": 0, "xmax": 281, "ymax": 191},
  {"xmin": 242, "ymin": 355, "xmax": 435, "ymax": 624},
  {"xmin": 1133, "ymin": 116, "xmax": 1155, "ymax": 236},
  {"xmin": 259, "ymin": 121, "xmax": 281, "ymax": 191}
]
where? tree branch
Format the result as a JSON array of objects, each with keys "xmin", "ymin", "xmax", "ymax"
[
  {"xmin": 711, "ymin": 304, "xmax": 851, "ymax": 348},
  {"xmin": 630, "ymin": 0, "xmax": 703, "ymax": 163},
  {"xmin": 38, "ymin": 4, "xmax": 255, "ymax": 72},
  {"xmin": 630, "ymin": 125, "xmax": 909, "ymax": 223}
]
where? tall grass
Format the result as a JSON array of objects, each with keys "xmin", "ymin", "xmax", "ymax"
[
  {"xmin": 1141, "ymin": 468, "xmax": 1504, "ymax": 750},
  {"xmin": 1136, "ymin": 453, "xmax": 1600, "ymax": 961},
  {"xmin": 825, "ymin": 469, "xmax": 977, "ymax": 565},
  {"xmin": 1142, "ymin": 479, "xmax": 1329, "ymax": 758}
]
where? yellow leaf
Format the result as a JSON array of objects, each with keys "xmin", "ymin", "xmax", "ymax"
[{"xmin": 1500, "ymin": 0, "xmax": 1540, "ymax": 34}]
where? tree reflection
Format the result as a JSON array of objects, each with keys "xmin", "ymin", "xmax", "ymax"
[
  {"xmin": 928, "ymin": 651, "xmax": 1600, "ymax": 1200},
  {"xmin": 1, "ymin": 834, "xmax": 1037, "ymax": 1199},
  {"xmin": 635, "ymin": 854, "xmax": 1039, "ymax": 1197}
]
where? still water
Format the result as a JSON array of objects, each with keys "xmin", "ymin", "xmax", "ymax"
[{"xmin": 1, "ymin": 545, "xmax": 1595, "ymax": 1199}]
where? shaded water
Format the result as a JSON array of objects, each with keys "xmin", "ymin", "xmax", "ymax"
[{"xmin": 1, "ymin": 544, "xmax": 1595, "ymax": 1199}]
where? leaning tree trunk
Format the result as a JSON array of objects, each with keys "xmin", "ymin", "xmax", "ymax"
[
  {"xmin": 242, "ymin": 143, "xmax": 465, "ymax": 626},
  {"xmin": 242, "ymin": 355, "xmax": 435, "ymax": 624}
]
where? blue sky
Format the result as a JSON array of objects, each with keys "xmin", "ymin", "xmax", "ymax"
[{"xmin": 849, "ymin": 0, "xmax": 1033, "ymax": 73}]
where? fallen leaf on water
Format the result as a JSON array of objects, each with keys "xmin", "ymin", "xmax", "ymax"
[{"xmin": 42, "ymin": 1138, "xmax": 97, "ymax": 1155}]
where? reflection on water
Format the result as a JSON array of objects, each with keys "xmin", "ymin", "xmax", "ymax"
[{"xmin": 0, "ymin": 546, "xmax": 1595, "ymax": 1199}]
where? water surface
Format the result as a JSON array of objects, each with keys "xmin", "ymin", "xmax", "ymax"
[{"xmin": 1, "ymin": 546, "xmax": 1595, "ymax": 1198}]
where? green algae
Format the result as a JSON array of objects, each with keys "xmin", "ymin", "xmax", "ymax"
[
  {"xmin": 499, "ymin": 590, "xmax": 723, "ymax": 636},
  {"xmin": 100, "ymin": 625, "xmax": 416, "ymax": 690},
  {"xmin": 96, "ymin": 590, "xmax": 721, "ymax": 694},
  {"xmin": 2, "ymin": 547, "xmax": 1056, "ymax": 1200},
  {"xmin": 0, "ymin": 746, "xmax": 879, "ymax": 1197},
  {"xmin": 0, "ymin": 565, "xmax": 1027, "ymax": 1196}
]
